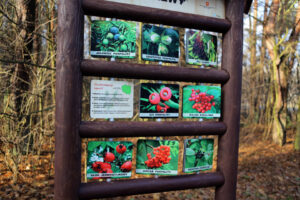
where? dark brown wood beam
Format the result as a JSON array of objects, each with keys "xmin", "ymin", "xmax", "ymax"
[
  {"xmin": 81, "ymin": 59, "xmax": 230, "ymax": 84},
  {"xmin": 82, "ymin": 0, "xmax": 231, "ymax": 33},
  {"xmin": 79, "ymin": 172, "xmax": 225, "ymax": 199},
  {"xmin": 244, "ymin": 0, "xmax": 253, "ymax": 14},
  {"xmin": 80, "ymin": 121, "xmax": 227, "ymax": 138}
]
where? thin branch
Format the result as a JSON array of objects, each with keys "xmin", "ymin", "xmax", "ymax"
[{"xmin": 0, "ymin": 58, "xmax": 55, "ymax": 71}]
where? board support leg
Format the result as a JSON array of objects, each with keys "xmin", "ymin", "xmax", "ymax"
[
  {"xmin": 55, "ymin": 0, "xmax": 84, "ymax": 199},
  {"xmin": 215, "ymin": 0, "xmax": 244, "ymax": 199}
]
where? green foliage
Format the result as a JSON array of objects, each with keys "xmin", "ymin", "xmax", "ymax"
[
  {"xmin": 91, "ymin": 21, "xmax": 136, "ymax": 56},
  {"xmin": 184, "ymin": 139, "xmax": 214, "ymax": 171}
]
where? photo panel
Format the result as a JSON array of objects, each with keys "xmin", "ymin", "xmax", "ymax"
[
  {"xmin": 142, "ymin": 24, "xmax": 180, "ymax": 63},
  {"xmin": 183, "ymin": 138, "xmax": 214, "ymax": 173},
  {"xmin": 185, "ymin": 29, "xmax": 218, "ymax": 66},
  {"xmin": 90, "ymin": 20, "xmax": 137, "ymax": 58},
  {"xmin": 182, "ymin": 85, "xmax": 221, "ymax": 118},
  {"xmin": 136, "ymin": 140, "xmax": 179, "ymax": 175},
  {"xmin": 86, "ymin": 141, "xmax": 133, "ymax": 179},
  {"xmin": 139, "ymin": 83, "xmax": 179, "ymax": 118}
]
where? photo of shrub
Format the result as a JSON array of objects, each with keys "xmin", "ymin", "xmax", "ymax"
[
  {"xmin": 185, "ymin": 29, "xmax": 218, "ymax": 66},
  {"xmin": 183, "ymin": 138, "xmax": 214, "ymax": 173},
  {"xmin": 136, "ymin": 140, "xmax": 179, "ymax": 175},
  {"xmin": 86, "ymin": 141, "xmax": 133, "ymax": 179},
  {"xmin": 90, "ymin": 20, "xmax": 136, "ymax": 58},
  {"xmin": 140, "ymin": 83, "xmax": 179, "ymax": 118},
  {"xmin": 182, "ymin": 85, "xmax": 221, "ymax": 118},
  {"xmin": 142, "ymin": 24, "xmax": 179, "ymax": 63}
]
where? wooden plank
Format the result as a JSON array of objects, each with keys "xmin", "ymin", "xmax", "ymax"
[
  {"xmin": 215, "ymin": 0, "xmax": 244, "ymax": 200},
  {"xmin": 79, "ymin": 172, "xmax": 225, "ymax": 199},
  {"xmin": 82, "ymin": 0, "xmax": 231, "ymax": 33},
  {"xmin": 80, "ymin": 121, "xmax": 227, "ymax": 138},
  {"xmin": 55, "ymin": 0, "xmax": 83, "ymax": 199},
  {"xmin": 244, "ymin": 0, "xmax": 253, "ymax": 14},
  {"xmin": 81, "ymin": 59, "xmax": 230, "ymax": 84}
]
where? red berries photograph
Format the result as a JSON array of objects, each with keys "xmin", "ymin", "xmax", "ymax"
[
  {"xmin": 140, "ymin": 83, "xmax": 179, "ymax": 118},
  {"xmin": 136, "ymin": 140, "xmax": 179, "ymax": 175},
  {"xmin": 87, "ymin": 141, "xmax": 133, "ymax": 179},
  {"xmin": 121, "ymin": 161, "xmax": 132, "ymax": 172},
  {"xmin": 116, "ymin": 144, "xmax": 127, "ymax": 154},
  {"xmin": 144, "ymin": 145, "xmax": 171, "ymax": 168},
  {"xmin": 104, "ymin": 152, "xmax": 115, "ymax": 162},
  {"xmin": 183, "ymin": 85, "xmax": 221, "ymax": 118},
  {"xmin": 160, "ymin": 87, "xmax": 172, "ymax": 101},
  {"xmin": 149, "ymin": 93, "xmax": 160, "ymax": 104}
]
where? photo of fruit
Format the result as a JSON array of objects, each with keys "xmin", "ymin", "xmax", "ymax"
[
  {"xmin": 185, "ymin": 29, "xmax": 218, "ymax": 66},
  {"xmin": 183, "ymin": 138, "xmax": 214, "ymax": 173},
  {"xmin": 136, "ymin": 140, "xmax": 179, "ymax": 175},
  {"xmin": 182, "ymin": 85, "xmax": 221, "ymax": 118},
  {"xmin": 90, "ymin": 20, "xmax": 136, "ymax": 58},
  {"xmin": 86, "ymin": 141, "xmax": 133, "ymax": 179},
  {"xmin": 140, "ymin": 83, "xmax": 179, "ymax": 118},
  {"xmin": 142, "ymin": 24, "xmax": 179, "ymax": 63}
]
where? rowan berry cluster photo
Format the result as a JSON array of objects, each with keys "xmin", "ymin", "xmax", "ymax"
[
  {"xmin": 136, "ymin": 140, "xmax": 179, "ymax": 175},
  {"xmin": 86, "ymin": 141, "xmax": 133, "ymax": 179},
  {"xmin": 140, "ymin": 83, "xmax": 179, "ymax": 118},
  {"xmin": 182, "ymin": 85, "xmax": 221, "ymax": 118}
]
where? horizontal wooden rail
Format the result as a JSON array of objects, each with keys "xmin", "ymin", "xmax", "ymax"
[
  {"xmin": 79, "ymin": 172, "xmax": 224, "ymax": 199},
  {"xmin": 82, "ymin": 0, "xmax": 231, "ymax": 33},
  {"xmin": 80, "ymin": 121, "xmax": 226, "ymax": 138},
  {"xmin": 81, "ymin": 60, "xmax": 230, "ymax": 84}
]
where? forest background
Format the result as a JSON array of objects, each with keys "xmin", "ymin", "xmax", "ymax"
[{"xmin": 0, "ymin": 0, "xmax": 299, "ymax": 199}]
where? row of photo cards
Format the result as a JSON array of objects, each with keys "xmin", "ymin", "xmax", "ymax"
[
  {"xmin": 90, "ymin": 20, "xmax": 218, "ymax": 66},
  {"xmin": 86, "ymin": 138, "xmax": 214, "ymax": 179},
  {"xmin": 90, "ymin": 80, "xmax": 221, "ymax": 119}
]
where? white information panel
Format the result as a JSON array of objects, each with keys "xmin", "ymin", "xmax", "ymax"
[
  {"xmin": 105, "ymin": 0, "xmax": 225, "ymax": 19},
  {"xmin": 90, "ymin": 80, "xmax": 134, "ymax": 118}
]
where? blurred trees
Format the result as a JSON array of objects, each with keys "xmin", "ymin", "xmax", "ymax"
[
  {"xmin": 0, "ymin": 0, "xmax": 56, "ymax": 182},
  {"xmin": 244, "ymin": 0, "xmax": 299, "ymax": 146}
]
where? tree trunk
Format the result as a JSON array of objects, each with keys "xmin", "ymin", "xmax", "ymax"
[
  {"xmin": 249, "ymin": 0, "xmax": 258, "ymax": 123},
  {"xmin": 295, "ymin": 98, "xmax": 300, "ymax": 150}
]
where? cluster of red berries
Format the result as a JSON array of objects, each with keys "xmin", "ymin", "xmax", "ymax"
[
  {"xmin": 145, "ymin": 145, "xmax": 171, "ymax": 168},
  {"xmin": 92, "ymin": 144, "xmax": 132, "ymax": 174},
  {"xmin": 149, "ymin": 87, "xmax": 172, "ymax": 113},
  {"xmin": 92, "ymin": 161, "xmax": 113, "ymax": 173},
  {"xmin": 188, "ymin": 89, "xmax": 215, "ymax": 113}
]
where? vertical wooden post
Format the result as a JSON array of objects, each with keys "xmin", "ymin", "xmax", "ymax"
[
  {"xmin": 215, "ymin": 0, "xmax": 244, "ymax": 200},
  {"xmin": 55, "ymin": 0, "xmax": 83, "ymax": 199}
]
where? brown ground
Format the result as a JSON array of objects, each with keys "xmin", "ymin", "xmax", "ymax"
[{"xmin": 0, "ymin": 127, "xmax": 299, "ymax": 200}]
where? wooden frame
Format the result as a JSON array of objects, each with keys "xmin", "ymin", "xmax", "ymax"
[{"xmin": 55, "ymin": 0, "xmax": 248, "ymax": 199}]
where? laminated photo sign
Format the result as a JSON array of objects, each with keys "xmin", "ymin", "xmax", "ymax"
[
  {"xmin": 86, "ymin": 141, "xmax": 133, "ymax": 179},
  {"xmin": 182, "ymin": 85, "xmax": 221, "ymax": 118},
  {"xmin": 90, "ymin": 20, "xmax": 136, "ymax": 58},
  {"xmin": 136, "ymin": 140, "xmax": 179, "ymax": 175},
  {"xmin": 185, "ymin": 29, "xmax": 218, "ymax": 66},
  {"xmin": 183, "ymin": 138, "xmax": 214, "ymax": 173},
  {"xmin": 90, "ymin": 80, "xmax": 134, "ymax": 118},
  {"xmin": 142, "ymin": 25, "xmax": 180, "ymax": 63},
  {"xmin": 139, "ymin": 83, "xmax": 179, "ymax": 118}
]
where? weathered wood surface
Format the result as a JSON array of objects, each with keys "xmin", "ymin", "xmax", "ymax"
[
  {"xmin": 79, "ymin": 172, "xmax": 225, "ymax": 199},
  {"xmin": 82, "ymin": 0, "xmax": 231, "ymax": 33},
  {"xmin": 81, "ymin": 59, "xmax": 230, "ymax": 84},
  {"xmin": 55, "ymin": 0, "xmax": 83, "ymax": 199},
  {"xmin": 80, "ymin": 121, "xmax": 227, "ymax": 138},
  {"xmin": 215, "ymin": 0, "xmax": 244, "ymax": 200}
]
